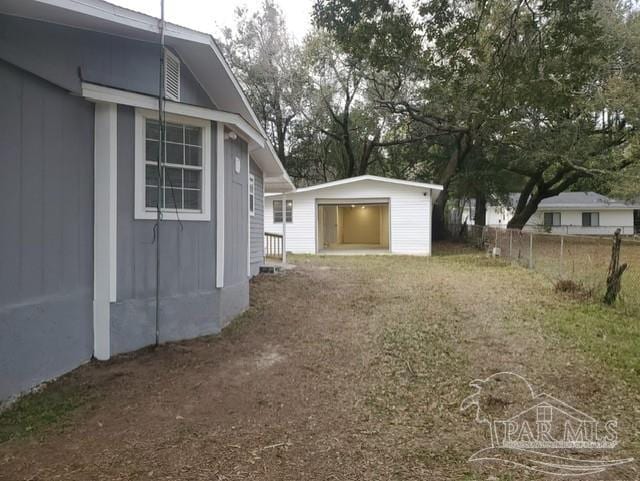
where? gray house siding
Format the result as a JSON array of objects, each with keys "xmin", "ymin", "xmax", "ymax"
[
  {"xmin": 0, "ymin": 60, "xmax": 94, "ymax": 400},
  {"xmin": 0, "ymin": 14, "xmax": 215, "ymax": 109},
  {"xmin": 219, "ymin": 132, "xmax": 251, "ymax": 326},
  {"xmin": 250, "ymin": 159, "xmax": 265, "ymax": 276},
  {"xmin": 0, "ymin": 12, "xmax": 272, "ymax": 402},
  {"xmin": 110, "ymin": 106, "xmax": 222, "ymax": 355}
]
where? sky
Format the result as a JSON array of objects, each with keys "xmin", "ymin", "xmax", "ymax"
[{"xmin": 109, "ymin": 0, "xmax": 315, "ymax": 41}]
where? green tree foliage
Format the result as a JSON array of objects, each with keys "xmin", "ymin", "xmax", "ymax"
[
  {"xmin": 221, "ymin": 1, "xmax": 304, "ymax": 165},
  {"xmin": 222, "ymin": 1, "xmax": 432, "ymax": 186},
  {"xmin": 313, "ymin": 0, "xmax": 640, "ymax": 232},
  {"xmin": 297, "ymin": 32, "xmax": 435, "ymax": 182}
]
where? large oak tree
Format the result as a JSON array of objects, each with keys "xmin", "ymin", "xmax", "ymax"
[{"xmin": 313, "ymin": 0, "xmax": 640, "ymax": 233}]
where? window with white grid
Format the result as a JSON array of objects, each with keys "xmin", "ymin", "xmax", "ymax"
[
  {"xmin": 135, "ymin": 110, "xmax": 211, "ymax": 221},
  {"xmin": 273, "ymin": 199, "xmax": 292, "ymax": 223}
]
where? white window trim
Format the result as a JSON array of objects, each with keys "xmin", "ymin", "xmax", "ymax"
[
  {"xmin": 249, "ymin": 173, "xmax": 256, "ymax": 217},
  {"xmin": 134, "ymin": 108, "xmax": 211, "ymax": 221},
  {"xmin": 82, "ymin": 82, "xmax": 265, "ymax": 149},
  {"xmin": 273, "ymin": 199, "xmax": 292, "ymax": 224},
  {"xmin": 582, "ymin": 211, "xmax": 600, "ymax": 227},
  {"xmin": 273, "ymin": 199, "xmax": 283, "ymax": 223},
  {"xmin": 544, "ymin": 211, "xmax": 562, "ymax": 227}
]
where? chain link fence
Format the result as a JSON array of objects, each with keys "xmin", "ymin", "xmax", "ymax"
[{"xmin": 448, "ymin": 224, "xmax": 640, "ymax": 315}]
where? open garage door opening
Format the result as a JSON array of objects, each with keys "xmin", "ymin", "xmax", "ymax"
[{"xmin": 317, "ymin": 202, "xmax": 390, "ymax": 254}]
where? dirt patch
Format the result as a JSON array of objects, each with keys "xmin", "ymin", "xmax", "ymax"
[
  {"xmin": 0, "ymin": 251, "xmax": 638, "ymax": 480},
  {"xmin": 255, "ymin": 345, "xmax": 286, "ymax": 369}
]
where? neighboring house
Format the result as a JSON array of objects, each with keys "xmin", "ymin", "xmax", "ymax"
[
  {"xmin": 529, "ymin": 192, "xmax": 639, "ymax": 235},
  {"xmin": 264, "ymin": 176, "xmax": 444, "ymax": 255},
  {"xmin": 0, "ymin": 0, "xmax": 294, "ymax": 401},
  {"xmin": 450, "ymin": 199, "xmax": 513, "ymax": 228},
  {"xmin": 454, "ymin": 199, "xmax": 512, "ymax": 228},
  {"xmin": 463, "ymin": 192, "xmax": 639, "ymax": 235}
]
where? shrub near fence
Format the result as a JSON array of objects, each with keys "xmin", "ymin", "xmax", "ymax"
[{"xmin": 451, "ymin": 224, "xmax": 640, "ymax": 315}]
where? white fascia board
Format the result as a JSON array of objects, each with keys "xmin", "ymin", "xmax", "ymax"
[
  {"xmin": 263, "ymin": 140, "xmax": 295, "ymax": 191},
  {"xmin": 264, "ymin": 176, "xmax": 296, "ymax": 194},
  {"xmin": 33, "ymin": 0, "xmax": 209, "ymax": 43},
  {"xmin": 252, "ymin": 149, "xmax": 295, "ymax": 192},
  {"xmin": 81, "ymin": 83, "xmax": 265, "ymax": 148}
]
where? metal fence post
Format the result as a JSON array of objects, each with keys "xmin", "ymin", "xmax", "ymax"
[
  {"xmin": 560, "ymin": 235, "xmax": 564, "ymax": 277},
  {"xmin": 509, "ymin": 230, "xmax": 513, "ymax": 259},
  {"xmin": 529, "ymin": 232, "xmax": 534, "ymax": 269}
]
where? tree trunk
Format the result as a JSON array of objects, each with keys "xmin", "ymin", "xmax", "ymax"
[
  {"xmin": 507, "ymin": 168, "xmax": 587, "ymax": 230},
  {"xmin": 432, "ymin": 133, "xmax": 470, "ymax": 240},
  {"xmin": 432, "ymin": 189, "xmax": 449, "ymax": 240},
  {"xmin": 604, "ymin": 229, "xmax": 628, "ymax": 305},
  {"xmin": 507, "ymin": 195, "xmax": 544, "ymax": 229},
  {"xmin": 474, "ymin": 191, "xmax": 487, "ymax": 226}
]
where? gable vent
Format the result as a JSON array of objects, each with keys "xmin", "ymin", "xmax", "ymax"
[{"xmin": 164, "ymin": 49, "xmax": 180, "ymax": 101}]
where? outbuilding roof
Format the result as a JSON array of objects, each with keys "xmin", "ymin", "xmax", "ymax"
[{"xmin": 268, "ymin": 175, "xmax": 444, "ymax": 197}]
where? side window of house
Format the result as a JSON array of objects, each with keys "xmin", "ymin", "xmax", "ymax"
[
  {"xmin": 273, "ymin": 200, "xmax": 282, "ymax": 223},
  {"xmin": 285, "ymin": 200, "xmax": 293, "ymax": 223},
  {"xmin": 137, "ymin": 110, "xmax": 211, "ymax": 221},
  {"xmin": 582, "ymin": 212, "xmax": 599, "ymax": 227},
  {"xmin": 543, "ymin": 212, "xmax": 561, "ymax": 227},
  {"xmin": 249, "ymin": 174, "xmax": 255, "ymax": 216},
  {"xmin": 273, "ymin": 199, "xmax": 293, "ymax": 223},
  {"xmin": 145, "ymin": 119, "xmax": 203, "ymax": 211}
]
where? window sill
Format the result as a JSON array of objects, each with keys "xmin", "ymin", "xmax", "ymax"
[{"xmin": 135, "ymin": 209, "xmax": 211, "ymax": 222}]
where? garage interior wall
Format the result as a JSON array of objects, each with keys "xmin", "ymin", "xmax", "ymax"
[
  {"xmin": 379, "ymin": 206, "xmax": 389, "ymax": 248},
  {"xmin": 319, "ymin": 204, "xmax": 389, "ymax": 248},
  {"xmin": 341, "ymin": 205, "xmax": 381, "ymax": 244}
]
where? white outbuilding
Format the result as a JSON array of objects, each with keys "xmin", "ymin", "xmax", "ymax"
[{"xmin": 264, "ymin": 175, "xmax": 443, "ymax": 255}]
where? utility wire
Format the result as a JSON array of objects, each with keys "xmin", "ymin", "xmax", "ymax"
[{"xmin": 154, "ymin": 0, "xmax": 166, "ymax": 347}]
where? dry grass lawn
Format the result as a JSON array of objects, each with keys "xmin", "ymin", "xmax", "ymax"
[
  {"xmin": 1, "ymin": 248, "xmax": 638, "ymax": 480},
  {"xmin": 490, "ymin": 230, "xmax": 640, "ymax": 316}
]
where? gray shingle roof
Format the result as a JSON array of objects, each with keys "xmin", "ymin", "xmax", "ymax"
[{"xmin": 506, "ymin": 192, "xmax": 638, "ymax": 210}]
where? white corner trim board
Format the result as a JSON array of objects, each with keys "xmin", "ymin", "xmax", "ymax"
[
  {"xmin": 216, "ymin": 123, "xmax": 225, "ymax": 288},
  {"xmin": 109, "ymin": 108, "xmax": 117, "ymax": 303},
  {"xmin": 93, "ymin": 102, "xmax": 117, "ymax": 361},
  {"xmin": 247, "ymin": 153, "xmax": 251, "ymax": 277}
]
